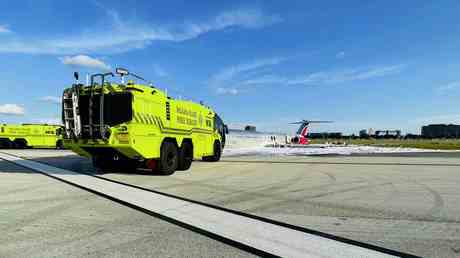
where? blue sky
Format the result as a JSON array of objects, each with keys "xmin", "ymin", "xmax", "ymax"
[{"xmin": 1, "ymin": 0, "xmax": 460, "ymax": 134}]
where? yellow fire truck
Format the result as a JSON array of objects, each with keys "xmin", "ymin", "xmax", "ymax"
[
  {"xmin": 62, "ymin": 68, "xmax": 227, "ymax": 175},
  {"xmin": 0, "ymin": 124, "xmax": 64, "ymax": 149}
]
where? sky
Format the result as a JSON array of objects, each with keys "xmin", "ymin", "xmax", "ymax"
[{"xmin": 1, "ymin": 0, "xmax": 460, "ymax": 134}]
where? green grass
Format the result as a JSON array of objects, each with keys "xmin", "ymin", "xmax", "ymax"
[{"xmin": 309, "ymin": 139, "xmax": 460, "ymax": 150}]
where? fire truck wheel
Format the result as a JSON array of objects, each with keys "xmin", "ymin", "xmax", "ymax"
[
  {"xmin": 92, "ymin": 156, "xmax": 115, "ymax": 173},
  {"xmin": 0, "ymin": 139, "xmax": 13, "ymax": 149},
  {"xmin": 158, "ymin": 141, "xmax": 178, "ymax": 175},
  {"xmin": 56, "ymin": 140, "xmax": 64, "ymax": 149},
  {"xmin": 177, "ymin": 141, "xmax": 193, "ymax": 171},
  {"xmin": 13, "ymin": 139, "xmax": 27, "ymax": 149},
  {"xmin": 203, "ymin": 141, "xmax": 221, "ymax": 162}
]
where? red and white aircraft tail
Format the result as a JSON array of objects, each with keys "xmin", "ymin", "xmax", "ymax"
[{"xmin": 290, "ymin": 120, "xmax": 333, "ymax": 145}]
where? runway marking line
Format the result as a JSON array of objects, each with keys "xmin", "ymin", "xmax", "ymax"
[{"xmin": 0, "ymin": 151, "xmax": 420, "ymax": 258}]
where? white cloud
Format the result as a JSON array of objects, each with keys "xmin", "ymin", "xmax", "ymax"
[
  {"xmin": 287, "ymin": 64, "xmax": 406, "ymax": 85},
  {"xmin": 348, "ymin": 64, "xmax": 406, "ymax": 80},
  {"xmin": 437, "ymin": 81, "xmax": 460, "ymax": 92},
  {"xmin": 410, "ymin": 114, "xmax": 460, "ymax": 125},
  {"xmin": 216, "ymin": 87, "xmax": 239, "ymax": 95},
  {"xmin": 39, "ymin": 96, "xmax": 61, "ymax": 104},
  {"xmin": 33, "ymin": 118, "xmax": 62, "ymax": 125},
  {"xmin": 60, "ymin": 55, "xmax": 111, "ymax": 71},
  {"xmin": 0, "ymin": 8, "xmax": 281, "ymax": 54},
  {"xmin": 209, "ymin": 55, "xmax": 405, "ymax": 94},
  {"xmin": 209, "ymin": 57, "xmax": 286, "ymax": 94},
  {"xmin": 0, "ymin": 24, "xmax": 11, "ymax": 33},
  {"xmin": 211, "ymin": 57, "xmax": 284, "ymax": 82},
  {"xmin": 225, "ymin": 63, "xmax": 405, "ymax": 90},
  {"xmin": 153, "ymin": 65, "xmax": 168, "ymax": 77},
  {"xmin": 336, "ymin": 51, "xmax": 345, "ymax": 59},
  {"xmin": 242, "ymin": 75, "xmax": 286, "ymax": 85},
  {"xmin": 0, "ymin": 104, "xmax": 25, "ymax": 116},
  {"xmin": 193, "ymin": 8, "xmax": 281, "ymax": 32}
]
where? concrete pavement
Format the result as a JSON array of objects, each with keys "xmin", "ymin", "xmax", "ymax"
[
  {"xmin": 2, "ymin": 149, "xmax": 460, "ymax": 257},
  {"xmin": 0, "ymin": 158, "xmax": 254, "ymax": 258}
]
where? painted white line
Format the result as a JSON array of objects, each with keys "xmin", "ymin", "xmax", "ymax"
[{"xmin": 0, "ymin": 152, "xmax": 398, "ymax": 258}]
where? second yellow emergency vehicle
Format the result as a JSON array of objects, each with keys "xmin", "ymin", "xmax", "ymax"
[{"xmin": 0, "ymin": 124, "xmax": 64, "ymax": 149}]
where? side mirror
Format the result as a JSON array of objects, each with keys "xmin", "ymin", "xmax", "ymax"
[
  {"xmin": 116, "ymin": 67, "xmax": 129, "ymax": 76},
  {"xmin": 74, "ymin": 72, "xmax": 79, "ymax": 81}
]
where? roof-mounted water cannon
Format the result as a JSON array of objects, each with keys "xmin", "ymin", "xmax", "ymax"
[
  {"xmin": 116, "ymin": 67, "xmax": 129, "ymax": 84},
  {"xmin": 116, "ymin": 67, "xmax": 129, "ymax": 76},
  {"xmin": 115, "ymin": 67, "xmax": 154, "ymax": 87}
]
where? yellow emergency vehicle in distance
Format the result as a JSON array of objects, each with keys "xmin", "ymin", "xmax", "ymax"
[
  {"xmin": 62, "ymin": 68, "xmax": 228, "ymax": 175},
  {"xmin": 0, "ymin": 124, "xmax": 64, "ymax": 149}
]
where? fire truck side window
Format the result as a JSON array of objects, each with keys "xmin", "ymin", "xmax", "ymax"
[{"xmin": 214, "ymin": 115, "xmax": 224, "ymax": 132}]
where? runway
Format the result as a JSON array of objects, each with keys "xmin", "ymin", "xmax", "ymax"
[{"xmin": 2, "ymin": 149, "xmax": 460, "ymax": 257}]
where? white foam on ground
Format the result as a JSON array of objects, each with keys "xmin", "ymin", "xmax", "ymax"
[
  {"xmin": 223, "ymin": 145, "xmax": 442, "ymax": 157},
  {"xmin": 225, "ymin": 131, "xmax": 285, "ymax": 149},
  {"xmin": 224, "ymin": 132, "xmax": 447, "ymax": 157}
]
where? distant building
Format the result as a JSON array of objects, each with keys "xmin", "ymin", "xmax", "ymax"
[
  {"xmin": 405, "ymin": 133, "xmax": 421, "ymax": 139},
  {"xmin": 358, "ymin": 128, "xmax": 401, "ymax": 138},
  {"xmin": 244, "ymin": 125, "xmax": 256, "ymax": 132},
  {"xmin": 359, "ymin": 129, "xmax": 369, "ymax": 138},
  {"xmin": 421, "ymin": 124, "xmax": 460, "ymax": 138},
  {"xmin": 375, "ymin": 130, "xmax": 401, "ymax": 138},
  {"xmin": 368, "ymin": 128, "xmax": 374, "ymax": 136}
]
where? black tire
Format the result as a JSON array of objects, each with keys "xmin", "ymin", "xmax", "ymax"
[
  {"xmin": 92, "ymin": 156, "xmax": 115, "ymax": 173},
  {"xmin": 56, "ymin": 140, "xmax": 64, "ymax": 149},
  {"xmin": 0, "ymin": 139, "xmax": 12, "ymax": 149},
  {"xmin": 202, "ymin": 141, "xmax": 221, "ymax": 162},
  {"xmin": 13, "ymin": 139, "xmax": 27, "ymax": 149},
  {"xmin": 177, "ymin": 141, "xmax": 193, "ymax": 171},
  {"xmin": 158, "ymin": 141, "xmax": 178, "ymax": 175}
]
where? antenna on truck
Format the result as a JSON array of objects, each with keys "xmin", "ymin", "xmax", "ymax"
[{"xmin": 73, "ymin": 72, "xmax": 79, "ymax": 82}]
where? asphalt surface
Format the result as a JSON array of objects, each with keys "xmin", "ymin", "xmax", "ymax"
[
  {"xmin": 2, "ymin": 149, "xmax": 460, "ymax": 257},
  {"xmin": 0, "ymin": 157, "xmax": 254, "ymax": 258}
]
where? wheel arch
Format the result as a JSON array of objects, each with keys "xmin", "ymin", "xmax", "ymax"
[
  {"xmin": 180, "ymin": 138, "xmax": 193, "ymax": 149},
  {"xmin": 161, "ymin": 137, "xmax": 179, "ymax": 149}
]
